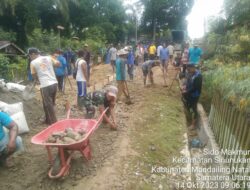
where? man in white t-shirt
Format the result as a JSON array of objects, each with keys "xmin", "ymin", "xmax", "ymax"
[
  {"xmin": 167, "ymin": 42, "xmax": 174, "ymax": 65},
  {"xmin": 75, "ymin": 50, "xmax": 89, "ymax": 108},
  {"xmin": 157, "ymin": 43, "xmax": 163, "ymax": 58},
  {"xmin": 109, "ymin": 44, "xmax": 117, "ymax": 73},
  {"xmin": 29, "ymin": 48, "xmax": 60, "ymax": 125}
]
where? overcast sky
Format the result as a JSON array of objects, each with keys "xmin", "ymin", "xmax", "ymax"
[
  {"xmin": 123, "ymin": 0, "xmax": 224, "ymax": 39},
  {"xmin": 186, "ymin": 0, "xmax": 224, "ymax": 39}
]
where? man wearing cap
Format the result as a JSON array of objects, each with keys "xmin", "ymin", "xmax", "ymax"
[
  {"xmin": 83, "ymin": 44, "xmax": 91, "ymax": 81},
  {"xmin": 54, "ymin": 49, "xmax": 67, "ymax": 93},
  {"xmin": 189, "ymin": 43, "xmax": 203, "ymax": 66},
  {"xmin": 81, "ymin": 86, "xmax": 118, "ymax": 130},
  {"xmin": 182, "ymin": 64, "xmax": 202, "ymax": 129},
  {"xmin": 0, "ymin": 111, "xmax": 23, "ymax": 167},
  {"xmin": 28, "ymin": 48, "xmax": 60, "ymax": 125},
  {"xmin": 116, "ymin": 49, "xmax": 132, "ymax": 104},
  {"xmin": 142, "ymin": 59, "xmax": 161, "ymax": 86}
]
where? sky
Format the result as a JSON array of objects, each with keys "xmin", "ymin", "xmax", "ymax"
[
  {"xmin": 186, "ymin": 0, "xmax": 224, "ymax": 39},
  {"xmin": 123, "ymin": 0, "xmax": 224, "ymax": 39}
]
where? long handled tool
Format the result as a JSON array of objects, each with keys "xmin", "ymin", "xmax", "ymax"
[
  {"xmin": 63, "ymin": 75, "xmax": 73, "ymax": 93},
  {"xmin": 168, "ymin": 67, "xmax": 180, "ymax": 91}
]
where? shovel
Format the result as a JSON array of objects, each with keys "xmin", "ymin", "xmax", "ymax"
[{"xmin": 22, "ymin": 83, "xmax": 36, "ymax": 100}]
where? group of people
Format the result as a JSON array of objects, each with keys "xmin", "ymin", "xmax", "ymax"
[{"xmin": 0, "ymin": 40, "xmax": 203, "ymax": 168}]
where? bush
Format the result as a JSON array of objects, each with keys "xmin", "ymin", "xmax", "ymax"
[{"xmin": 202, "ymin": 60, "xmax": 250, "ymax": 112}]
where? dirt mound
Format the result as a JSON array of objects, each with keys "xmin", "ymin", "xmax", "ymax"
[{"xmin": 0, "ymin": 89, "xmax": 43, "ymax": 125}]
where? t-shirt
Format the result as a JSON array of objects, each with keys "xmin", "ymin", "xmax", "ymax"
[
  {"xmin": 55, "ymin": 55, "xmax": 67, "ymax": 76},
  {"xmin": 0, "ymin": 112, "xmax": 13, "ymax": 140},
  {"xmin": 160, "ymin": 48, "xmax": 169, "ymax": 60},
  {"xmin": 142, "ymin": 60, "xmax": 154, "ymax": 71},
  {"xmin": 116, "ymin": 58, "xmax": 126, "ymax": 81},
  {"xmin": 157, "ymin": 45, "xmax": 163, "ymax": 57},
  {"xmin": 189, "ymin": 47, "xmax": 202, "ymax": 64},
  {"xmin": 149, "ymin": 45, "xmax": 156, "ymax": 55},
  {"xmin": 127, "ymin": 51, "xmax": 134, "ymax": 65},
  {"xmin": 30, "ymin": 56, "xmax": 58, "ymax": 88},
  {"xmin": 109, "ymin": 47, "xmax": 117, "ymax": 61},
  {"xmin": 181, "ymin": 48, "xmax": 189, "ymax": 65},
  {"xmin": 75, "ymin": 58, "xmax": 87, "ymax": 82},
  {"xmin": 167, "ymin": 45, "xmax": 174, "ymax": 56}
]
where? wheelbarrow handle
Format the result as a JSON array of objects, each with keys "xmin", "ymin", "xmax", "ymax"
[{"xmin": 94, "ymin": 107, "xmax": 108, "ymax": 130}]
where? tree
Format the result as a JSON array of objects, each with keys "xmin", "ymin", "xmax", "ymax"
[{"xmin": 141, "ymin": 0, "xmax": 194, "ymax": 41}]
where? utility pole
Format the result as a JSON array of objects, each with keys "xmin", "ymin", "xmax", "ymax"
[{"xmin": 57, "ymin": 25, "xmax": 65, "ymax": 49}]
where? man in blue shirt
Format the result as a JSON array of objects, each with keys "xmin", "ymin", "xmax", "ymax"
[
  {"xmin": 127, "ymin": 46, "xmax": 135, "ymax": 80},
  {"xmin": 181, "ymin": 64, "xmax": 202, "ymax": 130},
  {"xmin": 54, "ymin": 49, "xmax": 67, "ymax": 92},
  {"xmin": 189, "ymin": 43, "xmax": 203, "ymax": 65},
  {"xmin": 116, "ymin": 49, "xmax": 132, "ymax": 104},
  {"xmin": 0, "ymin": 111, "xmax": 23, "ymax": 167}
]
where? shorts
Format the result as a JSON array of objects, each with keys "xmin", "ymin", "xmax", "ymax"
[
  {"xmin": 77, "ymin": 81, "xmax": 87, "ymax": 97},
  {"xmin": 161, "ymin": 59, "xmax": 168, "ymax": 67},
  {"xmin": 0, "ymin": 133, "xmax": 23, "ymax": 152},
  {"xmin": 111, "ymin": 60, "xmax": 116, "ymax": 66},
  {"xmin": 142, "ymin": 67, "xmax": 148, "ymax": 77}
]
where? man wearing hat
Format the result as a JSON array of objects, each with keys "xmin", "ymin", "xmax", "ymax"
[
  {"xmin": 189, "ymin": 42, "xmax": 203, "ymax": 66},
  {"xmin": 116, "ymin": 48, "xmax": 132, "ymax": 104},
  {"xmin": 28, "ymin": 48, "xmax": 60, "ymax": 125},
  {"xmin": 182, "ymin": 63, "xmax": 202, "ymax": 129},
  {"xmin": 83, "ymin": 44, "xmax": 91, "ymax": 81}
]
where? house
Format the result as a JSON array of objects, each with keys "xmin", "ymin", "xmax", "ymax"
[{"xmin": 0, "ymin": 41, "xmax": 26, "ymax": 56}]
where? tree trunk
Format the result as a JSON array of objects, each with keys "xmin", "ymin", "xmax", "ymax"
[{"xmin": 153, "ymin": 18, "xmax": 156, "ymax": 42}]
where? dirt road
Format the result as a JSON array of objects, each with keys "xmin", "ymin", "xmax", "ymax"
[{"xmin": 0, "ymin": 63, "xmax": 187, "ymax": 190}]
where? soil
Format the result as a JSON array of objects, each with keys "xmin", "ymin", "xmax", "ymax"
[{"xmin": 0, "ymin": 63, "xmax": 187, "ymax": 190}]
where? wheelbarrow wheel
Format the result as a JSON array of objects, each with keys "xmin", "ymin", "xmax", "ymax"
[{"xmin": 51, "ymin": 151, "xmax": 69, "ymax": 176}]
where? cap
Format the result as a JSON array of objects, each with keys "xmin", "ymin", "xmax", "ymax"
[
  {"xmin": 27, "ymin": 48, "xmax": 40, "ymax": 54},
  {"xmin": 84, "ymin": 43, "xmax": 88, "ymax": 47},
  {"xmin": 117, "ymin": 48, "xmax": 128, "ymax": 56},
  {"xmin": 106, "ymin": 85, "xmax": 118, "ymax": 98}
]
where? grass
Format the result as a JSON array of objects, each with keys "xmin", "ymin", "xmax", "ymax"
[{"xmin": 126, "ymin": 85, "xmax": 187, "ymax": 190}]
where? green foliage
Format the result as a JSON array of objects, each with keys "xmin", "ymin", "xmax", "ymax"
[
  {"xmin": 203, "ymin": 61, "xmax": 250, "ymax": 111},
  {"xmin": 27, "ymin": 29, "xmax": 59, "ymax": 53},
  {"xmin": 0, "ymin": 28, "xmax": 16, "ymax": 41},
  {"xmin": 0, "ymin": 54, "xmax": 27, "ymax": 81}
]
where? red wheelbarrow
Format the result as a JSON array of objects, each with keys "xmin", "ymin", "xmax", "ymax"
[{"xmin": 31, "ymin": 108, "xmax": 108, "ymax": 179}]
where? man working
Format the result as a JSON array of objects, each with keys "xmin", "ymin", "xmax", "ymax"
[
  {"xmin": 142, "ymin": 59, "xmax": 160, "ymax": 86},
  {"xmin": 83, "ymin": 44, "xmax": 91, "ymax": 80},
  {"xmin": 29, "ymin": 48, "xmax": 60, "ymax": 125},
  {"xmin": 81, "ymin": 86, "xmax": 118, "ymax": 130},
  {"xmin": 0, "ymin": 111, "xmax": 23, "ymax": 167},
  {"xmin": 181, "ymin": 64, "xmax": 202, "ymax": 129},
  {"xmin": 75, "ymin": 50, "xmax": 89, "ymax": 108},
  {"xmin": 116, "ymin": 48, "xmax": 132, "ymax": 104}
]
